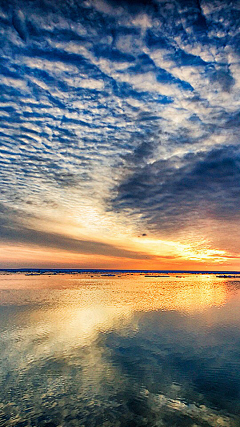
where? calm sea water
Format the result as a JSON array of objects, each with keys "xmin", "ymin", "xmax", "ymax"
[{"xmin": 0, "ymin": 273, "xmax": 240, "ymax": 427}]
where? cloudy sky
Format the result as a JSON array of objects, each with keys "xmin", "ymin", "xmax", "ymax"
[{"xmin": 0, "ymin": 0, "xmax": 240, "ymax": 269}]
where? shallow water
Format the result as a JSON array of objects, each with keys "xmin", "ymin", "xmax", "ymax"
[{"xmin": 0, "ymin": 273, "xmax": 240, "ymax": 427}]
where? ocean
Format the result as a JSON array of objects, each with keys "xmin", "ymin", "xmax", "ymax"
[{"xmin": 0, "ymin": 272, "xmax": 240, "ymax": 427}]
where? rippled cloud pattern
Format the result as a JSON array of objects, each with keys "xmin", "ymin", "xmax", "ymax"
[{"xmin": 0, "ymin": 0, "xmax": 240, "ymax": 266}]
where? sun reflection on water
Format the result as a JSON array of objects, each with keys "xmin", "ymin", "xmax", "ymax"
[
  {"xmin": 0, "ymin": 274, "xmax": 230, "ymax": 356},
  {"xmin": 0, "ymin": 274, "xmax": 240, "ymax": 427}
]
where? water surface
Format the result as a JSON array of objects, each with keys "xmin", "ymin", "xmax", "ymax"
[{"xmin": 0, "ymin": 273, "xmax": 240, "ymax": 427}]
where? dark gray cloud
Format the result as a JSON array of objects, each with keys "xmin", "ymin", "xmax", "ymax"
[{"xmin": 113, "ymin": 146, "xmax": 240, "ymax": 230}]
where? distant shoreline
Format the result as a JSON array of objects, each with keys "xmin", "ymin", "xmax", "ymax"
[{"xmin": 1, "ymin": 268, "xmax": 240, "ymax": 275}]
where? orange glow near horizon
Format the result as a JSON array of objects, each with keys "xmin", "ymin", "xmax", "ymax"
[{"xmin": 1, "ymin": 240, "xmax": 240, "ymax": 271}]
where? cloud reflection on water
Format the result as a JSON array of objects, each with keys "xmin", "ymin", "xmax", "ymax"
[
  {"xmin": 0, "ymin": 274, "xmax": 233, "ymax": 356},
  {"xmin": 0, "ymin": 274, "xmax": 240, "ymax": 427}
]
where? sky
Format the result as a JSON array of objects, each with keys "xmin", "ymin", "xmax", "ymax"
[{"xmin": 0, "ymin": 0, "xmax": 240, "ymax": 269}]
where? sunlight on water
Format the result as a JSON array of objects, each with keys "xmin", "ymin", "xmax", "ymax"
[{"xmin": 0, "ymin": 273, "xmax": 240, "ymax": 427}]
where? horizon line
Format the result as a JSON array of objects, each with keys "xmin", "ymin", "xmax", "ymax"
[{"xmin": 1, "ymin": 268, "xmax": 240, "ymax": 274}]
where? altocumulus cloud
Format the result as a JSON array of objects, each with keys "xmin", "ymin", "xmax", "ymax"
[
  {"xmin": 0, "ymin": 0, "xmax": 240, "ymax": 260},
  {"xmin": 113, "ymin": 146, "xmax": 240, "ymax": 229}
]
